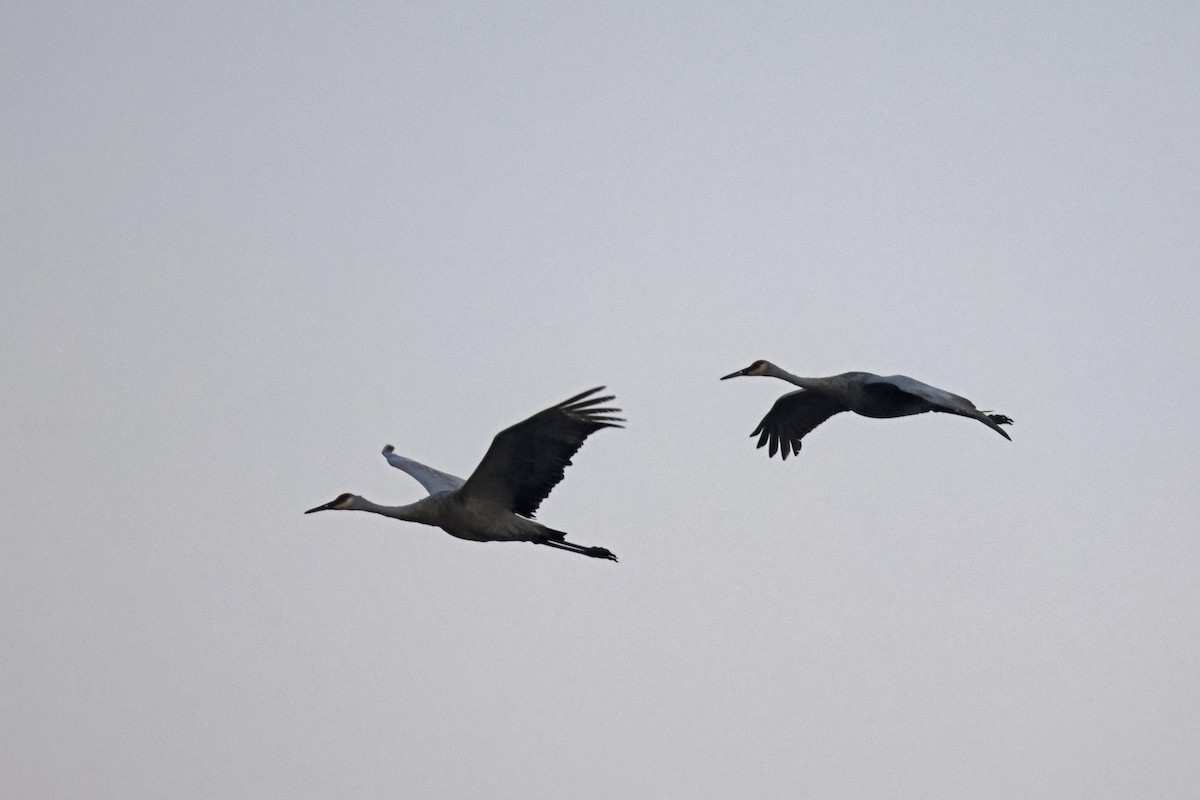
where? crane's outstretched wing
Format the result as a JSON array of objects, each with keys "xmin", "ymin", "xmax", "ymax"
[
  {"xmin": 868, "ymin": 374, "xmax": 977, "ymax": 411},
  {"xmin": 459, "ymin": 387, "xmax": 624, "ymax": 517},
  {"xmin": 866, "ymin": 375, "xmax": 1012, "ymax": 439},
  {"xmin": 750, "ymin": 389, "xmax": 846, "ymax": 459},
  {"xmin": 381, "ymin": 445, "xmax": 466, "ymax": 495}
]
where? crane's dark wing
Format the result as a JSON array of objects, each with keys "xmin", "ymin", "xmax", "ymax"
[
  {"xmin": 459, "ymin": 387, "xmax": 623, "ymax": 517},
  {"xmin": 866, "ymin": 375, "xmax": 1012, "ymax": 439},
  {"xmin": 750, "ymin": 389, "xmax": 846, "ymax": 459},
  {"xmin": 867, "ymin": 374, "xmax": 977, "ymax": 412}
]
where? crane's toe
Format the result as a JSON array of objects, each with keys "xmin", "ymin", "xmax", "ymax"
[{"xmin": 988, "ymin": 414, "xmax": 1014, "ymax": 426}]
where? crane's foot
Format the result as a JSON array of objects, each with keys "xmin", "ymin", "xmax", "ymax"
[
  {"xmin": 988, "ymin": 413, "xmax": 1014, "ymax": 426},
  {"xmin": 584, "ymin": 546, "xmax": 618, "ymax": 562}
]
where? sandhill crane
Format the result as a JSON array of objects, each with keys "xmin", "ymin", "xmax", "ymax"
[
  {"xmin": 305, "ymin": 387, "xmax": 621, "ymax": 561},
  {"xmin": 721, "ymin": 360, "xmax": 1012, "ymax": 459}
]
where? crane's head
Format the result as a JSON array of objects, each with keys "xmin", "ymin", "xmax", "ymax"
[
  {"xmin": 304, "ymin": 492, "xmax": 357, "ymax": 514},
  {"xmin": 720, "ymin": 359, "xmax": 772, "ymax": 380}
]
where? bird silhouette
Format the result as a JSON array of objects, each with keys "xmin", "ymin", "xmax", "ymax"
[
  {"xmin": 721, "ymin": 360, "xmax": 1012, "ymax": 459},
  {"xmin": 305, "ymin": 387, "xmax": 621, "ymax": 560}
]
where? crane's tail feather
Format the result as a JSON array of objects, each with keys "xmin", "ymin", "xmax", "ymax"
[{"xmin": 978, "ymin": 411, "xmax": 1013, "ymax": 440}]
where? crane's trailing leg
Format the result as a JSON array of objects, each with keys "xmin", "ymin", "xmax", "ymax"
[{"xmin": 533, "ymin": 531, "xmax": 618, "ymax": 562}]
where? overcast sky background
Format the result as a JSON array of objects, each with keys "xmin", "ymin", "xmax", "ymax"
[{"xmin": 4, "ymin": 2, "xmax": 1199, "ymax": 798}]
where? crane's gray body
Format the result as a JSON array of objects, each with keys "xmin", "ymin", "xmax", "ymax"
[
  {"xmin": 826, "ymin": 372, "xmax": 987, "ymax": 420},
  {"xmin": 358, "ymin": 486, "xmax": 553, "ymax": 544}
]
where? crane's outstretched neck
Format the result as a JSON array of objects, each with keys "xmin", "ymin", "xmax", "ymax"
[
  {"xmin": 351, "ymin": 496, "xmax": 436, "ymax": 524},
  {"xmin": 305, "ymin": 493, "xmax": 437, "ymax": 523},
  {"xmin": 762, "ymin": 362, "xmax": 820, "ymax": 390}
]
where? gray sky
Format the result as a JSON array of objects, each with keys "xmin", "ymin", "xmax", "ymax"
[{"xmin": 4, "ymin": 2, "xmax": 1199, "ymax": 798}]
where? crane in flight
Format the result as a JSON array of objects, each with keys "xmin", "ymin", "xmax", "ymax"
[
  {"xmin": 305, "ymin": 387, "xmax": 622, "ymax": 561},
  {"xmin": 721, "ymin": 360, "xmax": 1012, "ymax": 459}
]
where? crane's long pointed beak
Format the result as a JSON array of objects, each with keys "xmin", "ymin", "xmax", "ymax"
[
  {"xmin": 304, "ymin": 501, "xmax": 334, "ymax": 514},
  {"xmin": 720, "ymin": 368, "xmax": 747, "ymax": 380}
]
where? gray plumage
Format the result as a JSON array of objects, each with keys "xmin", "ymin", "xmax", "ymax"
[
  {"xmin": 721, "ymin": 360, "xmax": 1012, "ymax": 459},
  {"xmin": 305, "ymin": 387, "xmax": 622, "ymax": 561}
]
